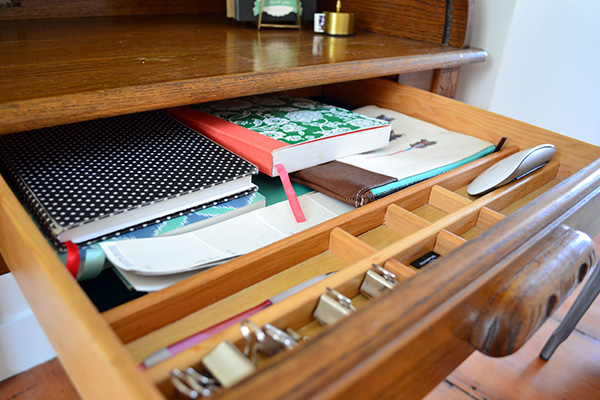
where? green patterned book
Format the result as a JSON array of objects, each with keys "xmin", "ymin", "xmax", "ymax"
[{"xmin": 167, "ymin": 93, "xmax": 391, "ymax": 177}]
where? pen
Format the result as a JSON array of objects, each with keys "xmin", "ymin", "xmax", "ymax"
[{"xmin": 140, "ymin": 272, "xmax": 333, "ymax": 369}]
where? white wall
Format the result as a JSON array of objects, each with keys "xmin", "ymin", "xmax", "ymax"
[
  {"xmin": 0, "ymin": 274, "xmax": 56, "ymax": 381},
  {"xmin": 456, "ymin": 0, "xmax": 600, "ymax": 147}
]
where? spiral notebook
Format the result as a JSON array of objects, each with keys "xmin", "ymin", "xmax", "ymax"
[{"xmin": 0, "ymin": 110, "xmax": 258, "ymax": 251}]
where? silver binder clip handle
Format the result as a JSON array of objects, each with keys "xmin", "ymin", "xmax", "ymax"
[
  {"xmin": 240, "ymin": 319, "xmax": 266, "ymax": 364},
  {"xmin": 327, "ymin": 287, "xmax": 357, "ymax": 312},
  {"xmin": 185, "ymin": 368, "xmax": 219, "ymax": 391},
  {"xmin": 241, "ymin": 320, "xmax": 298, "ymax": 358},
  {"xmin": 313, "ymin": 287, "xmax": 357, "ymax": 325},
  {"xmin": 373, "ymin": 263, "xmax": 397, "ymax": 285},
  {"xmin": 171, "ymin": 368, "xmax": 214, "ymax": 399},
  {"xmin": 360, "ymin": 264, "xmax": 398, "ymax": 298},
  {"xmin": 263, "ymin": 323, "xmax": 298, "ymax": 355},
  {"xmin": 285, "ymin": 327, "xmax": 310, "ymax": 342}
]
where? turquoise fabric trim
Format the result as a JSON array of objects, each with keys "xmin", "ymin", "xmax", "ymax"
[
  {"xmin": 78, "ymin": 249, "xmax": 107, "ymax": 280},
  {"xmin": 57, "ymin": 248, "xmax": 106, "ymax": 280},
  {"xmin": 370, "ymin": 146, "xmax": 496, "ymax": 198}
]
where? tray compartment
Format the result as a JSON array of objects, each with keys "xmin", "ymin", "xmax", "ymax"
[
  {"xmin": 358, "ymin": 204, "xmax": 431, "ymax": 249},
  {"xmin": 498, "ymin": 179, "xmax": 561, "ymax": 215},
  {"xmin": 126, "ymin": 145, "xmax": 557, "ymax": 376},
  {"xmin": 141, "ymin": 157, "xmax": 565, "ymax": 398},
  {"xmin": 104, "ymin": 143, "xmax": 520, "ymax": 346},
  {"xmin": 459, "ymin": 207, "xmax": 506, "ymax": 240}
]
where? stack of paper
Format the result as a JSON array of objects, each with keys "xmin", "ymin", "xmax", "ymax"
[{"xmin": 101, "ymin": 192, "xmax": 354, "ymax": 291}]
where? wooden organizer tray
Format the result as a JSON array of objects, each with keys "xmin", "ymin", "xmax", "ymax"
[
  {"xmin": 136, "ymin": 148, "xmax": 563, "ymax": 397},
  {"xmin": 2, "ymin": 77, "xmax": 600, "ymax": 400},
  {"xmin": 89, "ymin": 79, "xmax": 600, "ymax": 399}
]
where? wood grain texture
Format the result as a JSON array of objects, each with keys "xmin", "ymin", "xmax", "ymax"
[
  {"xmin": 216, "ymin": 159, "xmax": 600, "ymax": 400},
  {"xmin": 435, "ymin": 230, "xmax": 467, "ymax": 255},
  {"xmin": 499, "ymin": 180, "xmax": 561, "ymax": 215},
  {"xmin": 319, "ymin": 0, "xmax": 472, "ymax": 48},
  {"xmin": 383, "ymin": 258, "xmax": 418, "ymax": 280},
  {"xmin": 431, "ymin": 67, "xmax": 462, "ymax": 98},
  {"xmin": 328, "ymin": 227, "xmax": 378, "ymax": 263},
  {"xmin": 358, "ymin": 224, "xmax": 406, "ymax": 250},
  {"xmin": 0, "ymin": 15, "xmax": 486, "ymax": 135},
  {"xmin": 469, "ymin": 225, "xmax": 596, "ymax": 356},
  {"xmin": 477, "ymin": 207, "xmax": 505, "ymax": 230},
  {"xmin": 0, "ymin": 252, "xmax": 8, "ymax": 275},
  {"xmin": 384, "ymin": 204, "xmax": 431, "ymax": 235},
  {"xmin": 426, "ymin": 314, "xmax": 600, "ymax": 400},
  {"xmin": 0, "ymin": 0, "xmax": 225, "ymax": 20},
  {"xmin": 429, "ymin": 185, "xmax": 472, "ymax": 213},
  {"xmin": 0, "ymin": 176, "xmax": 162, "ymax": 399},
  {"xmin": 0, "ymin": 358, "xmax": 80, "ymax": 400},
  {"xmin": 104, "ymin": 148, "xmax": 517, "ymax": 344}
]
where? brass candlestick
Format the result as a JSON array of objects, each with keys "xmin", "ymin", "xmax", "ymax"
[{"xmin": 323, "ymin": 0, "xmax": 354, "ymax": 36}]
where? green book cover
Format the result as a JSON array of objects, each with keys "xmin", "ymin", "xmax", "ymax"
[
  {"xmin": 193, "ymin": 93, "xmax": 390, "ymax": 145},
  {"xmin": 168, "ymin": 93, "xmax": 391, "ymax": 176}
]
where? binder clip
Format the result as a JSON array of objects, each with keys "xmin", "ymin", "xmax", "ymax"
[
  {"xmin": 313, "ymin": 287, "xmax": 356, "ymax": 325},
  {"xmin": 201, "ymin": 340, "xmax": 256, "ymax": 388},
  {"xmin": 241, "ymin": 320, "xmax": 298, "ymax": 361},
  {"xmin": 360, "ymin": 264, "xmax": 398, "ymax": 298},
  {"xmin": 240, "ymin": 319, "xmax": 266, "ymax": 364},
  {"xmin": 263, "ymin": 323, "xmax": 299, "ymax": 354},
  {"xmin": 170, "ymin": 368, "xmax": 219, "ymax": 399}
]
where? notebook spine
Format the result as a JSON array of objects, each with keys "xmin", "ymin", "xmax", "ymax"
[{"xmin": 0, "ymin": 151, "xmax": 66, "ymax": 251}]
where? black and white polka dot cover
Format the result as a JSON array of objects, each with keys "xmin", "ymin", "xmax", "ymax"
[{"xmin": 0, "ymin": 110, "xmax": 258, "ymax": 251}]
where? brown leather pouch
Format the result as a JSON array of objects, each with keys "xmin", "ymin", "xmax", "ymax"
[{"xmin": 291, "ymin": 161, "xmax": 396, "ymax": 207}]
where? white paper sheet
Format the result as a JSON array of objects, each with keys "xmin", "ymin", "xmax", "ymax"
[
  {"xmin": 341, "ymin": 105, "xmax": 494, "ymax": 179},
  {"xmin": 100, "ymin": 192, "xmax": 354, "ymax": 278}
]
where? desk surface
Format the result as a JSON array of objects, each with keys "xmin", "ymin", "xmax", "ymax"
[{"xmin": 0, "ymin": 14, "xmax": 486, "ymax": 135}]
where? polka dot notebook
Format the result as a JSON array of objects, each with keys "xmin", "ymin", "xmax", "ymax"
[{"xmin": 0, "ymin": 110, "xmax": 258, "ymax": 251}]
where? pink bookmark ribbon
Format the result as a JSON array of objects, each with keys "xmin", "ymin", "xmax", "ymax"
[{"xmin": 275, "ymin": 163, "xmax": 306, "ymax": 223}]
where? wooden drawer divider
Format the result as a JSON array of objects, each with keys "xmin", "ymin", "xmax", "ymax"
[{"xmin": 137, "ymin": 150, "xmax": 564, "ymax": 398}]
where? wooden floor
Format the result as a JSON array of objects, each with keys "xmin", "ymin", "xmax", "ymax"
[
  {"xmin": 424, "ymin": 279, "xmax": 600, "ymax": 400},
  {"xmin": 2, "ymin": 241, "xmax": 600, "ymax": 399}
]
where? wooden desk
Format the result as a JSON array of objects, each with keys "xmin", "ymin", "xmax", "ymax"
[
  {"xmin": 0, "ymin": 2, "xmax": 482, "ymax": 135},
  {"xmin": 2, "ymin": 1, "xmax": 599, "ymax": 400}
]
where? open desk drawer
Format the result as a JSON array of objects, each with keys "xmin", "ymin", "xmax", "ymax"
[{"xmin": 2, "ymin": 78, "xmax": 600, "ymax": 399}]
